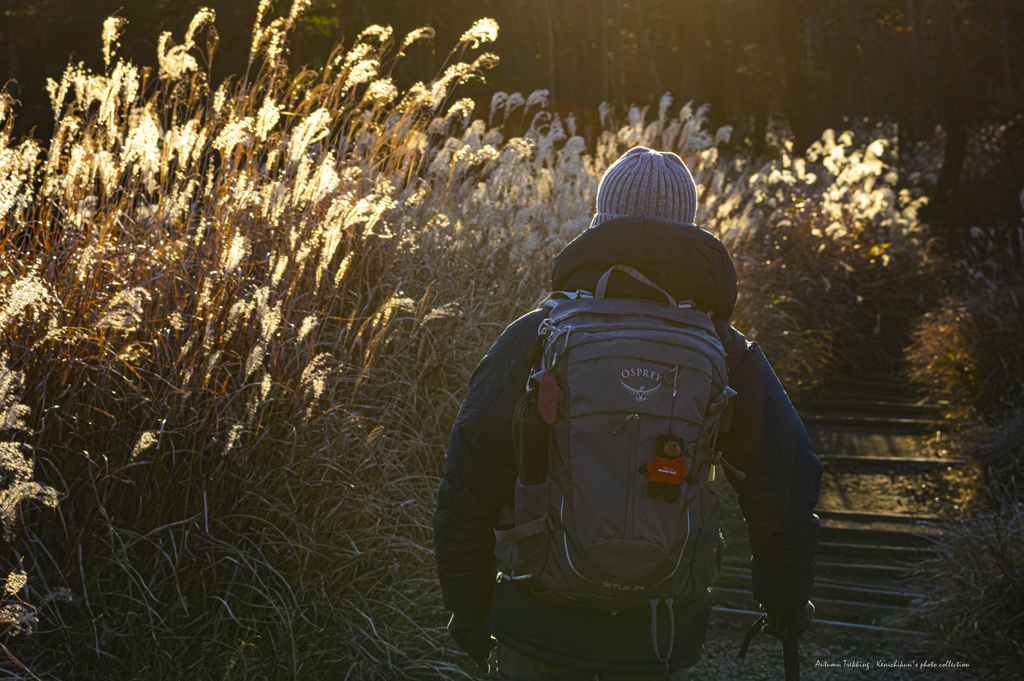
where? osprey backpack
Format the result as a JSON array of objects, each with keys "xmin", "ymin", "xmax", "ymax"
[{"xmin": 494, "ymin": 264, "xmax": 741, "ymax": 667}]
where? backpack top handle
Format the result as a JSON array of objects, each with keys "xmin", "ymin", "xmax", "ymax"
[{"xmin": 594, "ymin": 264, "xmax": 677, "ymax": 308}]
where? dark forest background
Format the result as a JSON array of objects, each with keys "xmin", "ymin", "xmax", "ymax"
[{"xmin": 3, "ymin": 0, "xmax": 1024, "ymax": 232}]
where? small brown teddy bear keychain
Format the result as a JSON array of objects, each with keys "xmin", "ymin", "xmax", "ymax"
[{"xmin": 638, "ymin": 434, "xmax": 691, "ymax": 502}]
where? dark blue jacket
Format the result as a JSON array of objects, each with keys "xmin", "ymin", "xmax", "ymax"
[{"xmin": 433, "ymin": 216, "xmax": 821, "ymax": 673}]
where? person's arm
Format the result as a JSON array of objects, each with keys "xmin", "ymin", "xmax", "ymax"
[
  {"xmin": 433, "ymin": 310, "xmax": 545, "ymax": 665},
  {"xmin": 713, "ymin": 320, "xmax": 822, "ymax": 627}
]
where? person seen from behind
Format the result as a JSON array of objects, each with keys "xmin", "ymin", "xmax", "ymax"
[{"xmin": 434, "ymin": 146, "xmax": 821, "ymax": 680}]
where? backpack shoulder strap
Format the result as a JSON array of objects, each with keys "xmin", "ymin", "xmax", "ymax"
[{"xmin": 524, "ymin": 307, "xmax": 552, "ymax": 390}]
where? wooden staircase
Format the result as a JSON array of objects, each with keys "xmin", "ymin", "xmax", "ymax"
[{"xmin": 711, "ymin": 376, "xmax": 951, "ymax": 639}]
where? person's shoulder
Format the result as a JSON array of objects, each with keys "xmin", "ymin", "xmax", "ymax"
[
  {"xmin": 484, "ymin": 307, "xmax": 548, "ymax": 362},
  {"xmin": 503, "ymin": 307, "xmax": 549, "ymax": 356},
  {"xmin": 712, "ymin": 318, "xmax": 751, "ymax": 365},
  {"xmin": 508, "ymin": 307, "xmax": 549, "ymax": 331}
]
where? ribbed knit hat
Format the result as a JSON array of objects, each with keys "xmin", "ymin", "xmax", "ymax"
[{"xmin": 590, "ymin": 147, "xmax": 698, "ymax": 228}]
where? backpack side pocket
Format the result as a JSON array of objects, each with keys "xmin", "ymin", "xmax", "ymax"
[
  {"xmin": 494, "ymin": 504, "xmax": 515, "ymax": 574},
  {"xmin": 494, "ymin": 479, "xmax": 552, "ymax": 583},
  {"xmin": 513, "ymin": 391, "xmax": 550, "ymax": 485},
  {"xmin": 689, "ymin": 496, "xmax": 722, "ymax": 594}
]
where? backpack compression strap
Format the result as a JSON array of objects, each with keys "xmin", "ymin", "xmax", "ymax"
[{"xmin": 649, "ymin": 598, "xmax": 675, "ymax": 674}]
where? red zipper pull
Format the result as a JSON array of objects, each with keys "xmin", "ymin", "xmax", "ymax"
[{"xmin": 538, "ymin": 368, "xmax": 559, "ymax": 424}]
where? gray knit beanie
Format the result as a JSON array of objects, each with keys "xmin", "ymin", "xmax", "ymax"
[{"xmin": 590, "ymin": 147, "xmax": 698, "ymax": 228}]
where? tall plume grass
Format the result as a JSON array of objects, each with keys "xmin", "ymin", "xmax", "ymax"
[
  {"xmin": 0, "ymin": 5, "xmax": 936, "ymax": 678},
  {"xmin": 3, "ymin": 7, "xmax": 517, "ymax": 677}
]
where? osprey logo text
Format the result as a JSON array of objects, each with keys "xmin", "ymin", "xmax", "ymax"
[
  {"xmin": 603, "ymin": 581, "xmax": 645, "ymax": 591},
  {"xmin": 620, "ymin": 368, "xmax": 662, "ymax": 402}
]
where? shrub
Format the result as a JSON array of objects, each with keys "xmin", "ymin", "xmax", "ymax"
[
  {"xmin": 909, "ymin": 287, "xmax": 1024, "ymax": 422},
  {"xmin": 901, "ymin": 491, "xmax": 1024, "ymax": 674},
  {"xmin": 973, "ymin": 411, "xmax": 1024, "ymax": 512},
  {"xmin": 907, "ymin": 225, "xmax": 1024, "ymax": 506}
]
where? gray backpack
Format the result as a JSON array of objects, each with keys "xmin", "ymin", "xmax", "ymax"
[{"xmin": 495, "ymin": 265, "xmax": 740, "ymax": 666}]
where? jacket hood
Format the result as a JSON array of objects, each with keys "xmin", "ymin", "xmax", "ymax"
[{"xmin": 551, "ymin": 216, "xmax": 738, "ymax": 320}]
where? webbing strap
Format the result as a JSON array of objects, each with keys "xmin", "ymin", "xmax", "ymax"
[
  {"xmin": 649, "ymin": 599, "xmax": 661, "ymax": 660},
  {"xmin": 552, "ymin": 290, "xmax": 593, "ymax": 300},
  {"xmin": 664, "ymin": 598, "xmax": 675, "ymax": 667},
  {"xmin": 649, "ymin": 598, "xmax": 675, "ymax": 673},
  {"xmin": 706, "ymin": 386, "xmax": 738, "ymax": 417},
  {"xmin": 719, "ymin": 402, "xmax": 735, "ymax": 434},
  {"xmin": 525, "ymin": 309, "xmax": 551, "ymax": 389},
  {"xmin": 595, "ymin": 265, "xmax": 677, "ymax": 307},
  {"xmin": 493, "ymin": 514, "xmax": 552, "ymax": 544}
]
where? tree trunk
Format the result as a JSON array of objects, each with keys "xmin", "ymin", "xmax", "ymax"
[
  {"xmin": 827, "ymin": 0, "xmax": 863, "ymax": 127},
  {"xmin": 702, "ymin": 0, "xmax": 729, "ymax": 132},
  {"xmin": 601, "ymin": 0, "xmax": 610, "ymax": 105},
  {"xmin": 754, "ymin": 0, "xmax": 781, "ymax": 157},
  {"xmin": 580, "ymin": 0, "xmax": 598, "ymax": 110},
  {"xmin": 540, "ymin": 0, "xmax": 557, "ymax": 104},
  {"xmin": 802, "ymin": 9, "xmax": 829, "ymax": 149},
  {"xmin": 776, "ymin": 0, "xmax": 812, "ymax": 153},
  {"xmin": 7, "ymin": 0, "xmax": 18, "ymax": 95},
  {"xmin": 638, "ymin": 3, "xmax": 664, "ymax": 96},
  {"xmin": 934, "ymin": 6, "xmax": 969, "ymax": 239},
  {"xmin": 992, "ymin": 0, "xmax": 1012, "ymax": 92},
  {"xmin": 904, "ymin": 0, "xmax": 924, "ymax": 143},
  {"xmin": 677, "ymin": 0, "xmax": 705, "ymax": 105},
  {"xmin": 937, "ymin": 104, "xmax": 967, "ymax": 202},
  {"xmin": 612, "ymin": 0, "xmax": 626, "ymax": 114}
]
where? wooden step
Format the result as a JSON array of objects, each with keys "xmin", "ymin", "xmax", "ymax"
[
  {"xmin": 799, "ymin": 412, "xmax": 947, "ymax": 430},
  {"xmin": 723, "ymin": 555, "xmax": 909, "ymax": 581},
  {"xmin": 795, "ymin": 397, "xmax": 945, "ymax": 416},
  {"xmin": 715, "ymin": 568, "xmax": 924, "ymax": 607},
  {"xmin": 711, "ymin": 607, "xmax": 926, "ymax": 640},
  {"xmin": 725, "ymin": 539, "xmax": 934, "ymax": 563},
  {"xmin": 814, "ymin": 560, "xmax": 910, "ymax": 580},
  {"xmin": 714, "ymin": 587, "xmax": 905, "ymax": 626},
  {"xmin": 818, "ymin": 455, "xmax": 965, "ymax": 473},
  {"xmin": 816, "ymin": 509, "xmax": 943, "ymax": 527},
  {"xmin": 821, "ymin": 375, "xmax": 923, "ymax": 395},
  {"xmin": 819, "ymin": 524, "xmax": 940, "ymax": 548},
  {"xmin": 805, "ymin": 426, "xmax": 934, "ymax": 459}
]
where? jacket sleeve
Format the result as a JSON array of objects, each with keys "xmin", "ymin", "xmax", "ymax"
[
  {"xmin": 433, "ymin": 310, "xmax": 546, "ymax": 616},
  {"xmin": 713, "ymin": 320, "xmax": 822, "ymax": 619}
]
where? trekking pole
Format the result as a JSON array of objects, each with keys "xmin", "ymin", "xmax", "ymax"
[
  {"xmin": 737, "ymin": 610, "xmax": 805, "ymax": 680},
  {"xmin": 782, "ymin": 639, "xmax": 800, "ymax": 681}
]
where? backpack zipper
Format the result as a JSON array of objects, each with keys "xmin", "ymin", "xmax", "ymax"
[
  {"xmin": 569, "ymin": 325, "xmax": 727, "ymax": 366},
  {"xmin": 613, "ymin": 413, "xmax": 641, "ymax": 540},
  {"xmin": 612, "ymin": 412, "xmax": 639, "ymax": 435},
  {"xmin": 626, "ymin": 414, "xmax": 640, "ymax": 540}
]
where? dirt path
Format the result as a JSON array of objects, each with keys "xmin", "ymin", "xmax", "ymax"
[{"xmin": 687, "ymin": 621, "xmax": 977, "ymax": 680}]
